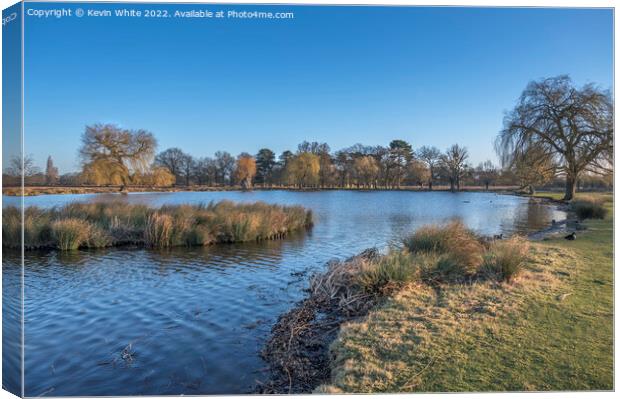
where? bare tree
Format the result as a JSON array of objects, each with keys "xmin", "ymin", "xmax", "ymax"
[
  {"xmin": 194, "ymin": 157, "xmax": 218, "ymax": 185},
  {"xmin": 155, "ymin": 148, "xmax": 186, "ymax": 180},
  {"xmin": 179, "ymin": 154, "xmax": 195, "ymax": 186},
  {"xmin": 475, "ymin": 160, "xmax": 499, "ymax": 190},
  {"xmin": 441, "ymin": 144, "xmax": 469, "ymax": 192},
  {"xmin": 416, "ymin": 146, "xmax": 441, "ymax": 190},
  {"xmin": 5, "ymin": 154, "xmax": 40, "ymax": 177},
  {"xmin": 214, "ymin": 151, "xmax": 235, "ymax": 185},
  {"xmin": 496, "ymin": 76, "xmax": 613, "ymax": 200}
]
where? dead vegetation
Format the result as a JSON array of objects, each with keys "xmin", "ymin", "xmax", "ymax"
[{"xmin": 257, "ymin": 249, "xmax": 381, "ymax": 393}]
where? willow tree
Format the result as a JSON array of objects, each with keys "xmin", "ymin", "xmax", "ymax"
[
  {"xmin": 286, "ymin": 152, "xmax": 320, "ymax": 188},
  {"xmin": 353, "ymin": 155, "xmax": 379, "ymax": 188},
  {"xmin": 512, "ymin": 146, "xmax": 557, "ymax": 195},
  {"xmin": 79, "ymin": 124, "xmax": 157, "ymax": 187},
  {"xmin": 496, "ymin": 76, "xmax": 613, "ymax": 200}
]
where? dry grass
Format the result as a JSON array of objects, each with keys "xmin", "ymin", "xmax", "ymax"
[
  {"xmin": 144, "ymin": 213, "xmax": 175, "ymax": 248},
  {"xmin": 2, "ymin": 200, "xmax": 312, "ymax": 250},
  {"xmin": 51, "ymin": 219, "xmax": 92, "ymax": 250}
]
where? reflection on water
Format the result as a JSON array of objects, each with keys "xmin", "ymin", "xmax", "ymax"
[{"xmin": 2, "ymin": 190, "xmax": 564, "ymax": 395}]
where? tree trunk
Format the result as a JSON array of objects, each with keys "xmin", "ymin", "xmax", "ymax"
[{"xmin": 564, "ymin": 175, "xmax": 576, "ymax": 201}]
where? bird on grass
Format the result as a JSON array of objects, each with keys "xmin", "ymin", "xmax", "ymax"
[{"xmin": 564, "ymin": 232, "xmax": 577, "ymax": 240}]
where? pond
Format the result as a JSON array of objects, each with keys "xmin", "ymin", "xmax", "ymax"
[{"xmin": 2, "ymin": 190, "xmax": 565, "ymax": 395}]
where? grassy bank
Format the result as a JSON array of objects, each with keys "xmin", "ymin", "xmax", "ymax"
[
  {"xmin": 3, "ymin": 201, "xmax": 312, "ymax": 250},
  {"xmin": 318, "ymin": 194, "xmax": 612, "ymax": 392},
  {"xmin": 261, "ymin": 221, "xmax": 538, "ymax": 393}
]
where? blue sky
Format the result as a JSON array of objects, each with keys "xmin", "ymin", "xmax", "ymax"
[{"xmin": 17, "ymin": 2, "xmax": 613, "ymax": 174}]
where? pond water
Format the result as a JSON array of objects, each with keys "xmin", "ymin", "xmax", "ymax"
[{"xmin": 2, "ymin": 190, "xmax": 565, "ymax": 396}]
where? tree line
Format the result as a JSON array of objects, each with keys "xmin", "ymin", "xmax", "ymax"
[
  {"xmin": 4, "ymin": 76, "xmax": 612, "ymax": 200},
  {"xmin": 151, "ymin": 140, "xmax": 501, "ymax": 191}
]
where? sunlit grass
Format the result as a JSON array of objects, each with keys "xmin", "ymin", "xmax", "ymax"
[{"xmin": 321, "ymin": 193, "xmax": 613, "ymax": 392}]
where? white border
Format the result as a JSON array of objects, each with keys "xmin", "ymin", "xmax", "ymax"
[{"xmin": 0, "ymin": 1, "xmax": 616, "ymax": 399}]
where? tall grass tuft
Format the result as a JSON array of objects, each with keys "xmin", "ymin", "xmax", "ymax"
[
  {"xmin": 404, "ymin": 220, "xmax": 485, "ymax": 278},
  {"xmin": 482, "ymin": 236, "xmax": 530, "ymax": 282},
  {"xmin": 571, "ymin": 197, "xmax": 607, "ymax": 220},
  {"xmin": 356, "ymin": 251, "xmax": 418, "ymax": 295},
  {"xmin": 144, "ymin": 213, "xmax": 174, "ymax": 248},
  {"xmin": 3, "ymin": 200, "xmax": 313, "ymax": 250},
  {"xmin": 51, "ymin": 218, "xmax": 91, "ymax": 250},
  {"xmin": 2, "ymin": 207, "xmax": 22, "ymax": 248}
]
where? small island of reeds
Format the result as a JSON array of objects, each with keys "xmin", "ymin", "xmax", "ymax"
[{"xmin": 2, "ymin": 201, "xmax": 313, "ymax": 250}]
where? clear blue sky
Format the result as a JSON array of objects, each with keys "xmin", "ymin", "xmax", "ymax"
[{"xmin": 18, "ymin": 2, "xmax": 613, "ymax": 174}]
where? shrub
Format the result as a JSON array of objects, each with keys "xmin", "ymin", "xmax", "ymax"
[
  {"xmin": 51, "ymin": 218, "xmax": 91, "ymax": 250},
  {"xmin": 571, "ymin": 198, "xmax": 607, "ymax": 220},
  {"xmin": 483, "ymin": 236, "xmax": 530, "ymax": 282}
]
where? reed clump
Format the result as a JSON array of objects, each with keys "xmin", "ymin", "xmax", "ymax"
[{"xmin": 2, "ymin": 200, "xmax": 313, "ymax": 251}]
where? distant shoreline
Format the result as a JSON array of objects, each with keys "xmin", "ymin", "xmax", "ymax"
[{"xmin": 2, "ymin": 185, "xmax": 526, "ymax": 197}]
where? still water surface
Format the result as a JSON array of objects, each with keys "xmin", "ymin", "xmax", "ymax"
[{"xmin": 2, "ymin": 190, "xmax": 564, "ymax": 395}]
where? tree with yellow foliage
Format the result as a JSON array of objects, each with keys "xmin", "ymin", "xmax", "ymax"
[
  {"xmin": 285, "ymin": 152, "xmax": 320, "ymax": 188},
  {"xmin": 234, "ymin": 154, "xmax": 257, "ymax": 190},
  {"xmin": 79, "ymin": 124, "xmax": 157, "ymax": 187},
  {"xmin": 353, "ymin": 156, "xmax": 379, "ymax": 188}
]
